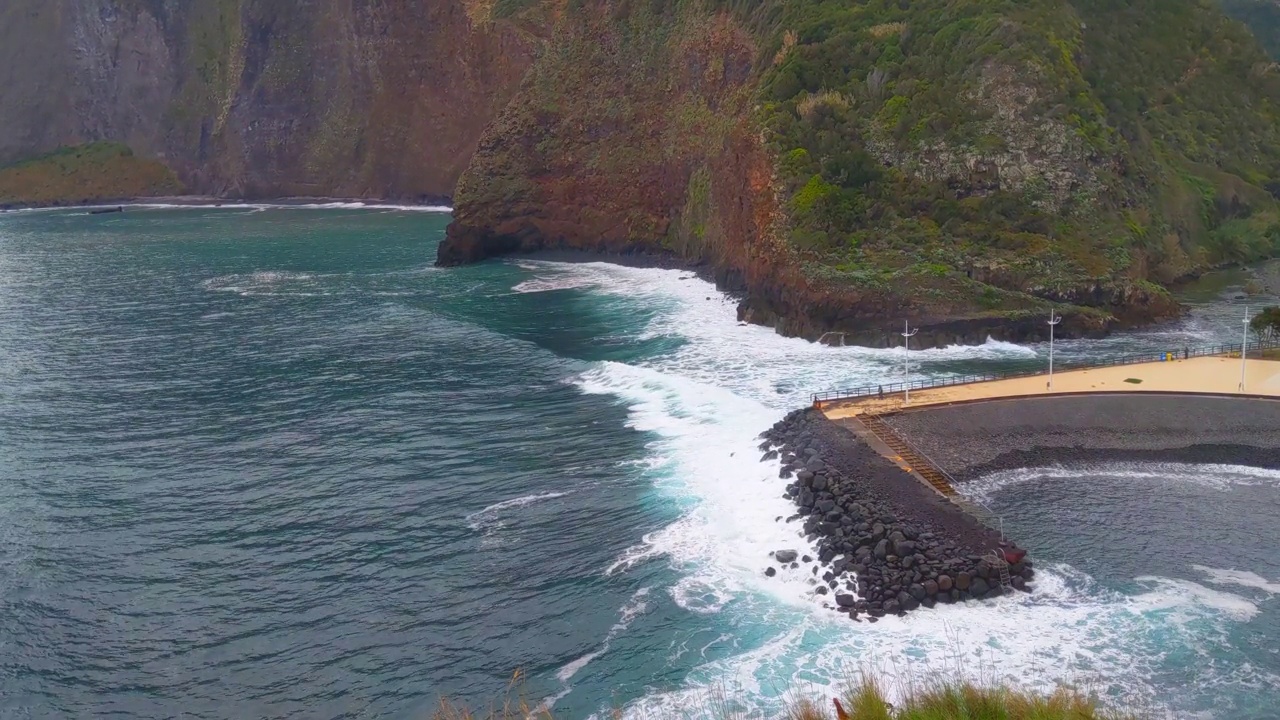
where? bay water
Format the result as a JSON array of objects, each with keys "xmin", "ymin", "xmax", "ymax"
[{"xmin": 0, "ymin": 206, "xmax": 1276, "ymax": 718}]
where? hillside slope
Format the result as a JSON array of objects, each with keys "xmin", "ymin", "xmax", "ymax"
[{"xmin": 440, "ymin": 0, "xmax": 1280, "ymax": 345}]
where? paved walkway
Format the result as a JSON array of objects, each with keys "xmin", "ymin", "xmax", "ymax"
[{"xmin": 822, "ymin": 356, "xmax": 1280, "ymax": 418}]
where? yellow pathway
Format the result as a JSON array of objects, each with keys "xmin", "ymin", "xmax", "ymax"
[{"xmin": 822, "ymin": 356, "xmax": 1280, "ymax": 418}]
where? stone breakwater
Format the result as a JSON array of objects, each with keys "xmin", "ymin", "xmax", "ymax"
[{"xmin": 759, "ymin": 408, "xmax": 1033, "ymax": 619}]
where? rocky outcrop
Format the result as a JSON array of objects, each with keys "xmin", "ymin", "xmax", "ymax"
[{"xmin": 758, "ymin": 409, "xmax": 1033, "ymax": 618}]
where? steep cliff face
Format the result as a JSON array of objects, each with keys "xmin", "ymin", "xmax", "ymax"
[
  {"xmin": 0, "ymin": 0, "xmax": 538, "ymax": 200},
  {"xmin": 441, "ymin": 0, "xmax": 1280, "ymax": 346}
]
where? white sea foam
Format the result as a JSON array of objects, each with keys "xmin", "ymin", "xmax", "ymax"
[
  {"xmin": 534, "ymin": 260, "xmax": 1041, "ymax": 410},
  {"xmin": 964, "ymin": 463, "xmax": 1280, "ymax": 504},
  {"xmin": 464, "ymin": 491, "xmax": 568, "ymax": 532},
  {"xmin": 512, "ymin": 277, "xmax": 597, "ymax": 294},
  {"xmin": 1193, "ymin": 565, "xmax": 1280, "ymax": 595},
  {"xmin": 201, "ymin": 271, "xmax": 325, "ymax": 297},
  {"xmin": 604, "ymin": 539, "xmax": 666, "ymax": 576}
]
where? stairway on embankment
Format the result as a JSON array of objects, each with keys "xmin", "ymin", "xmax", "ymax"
[{"xmin": 844, "ymin": 414, "xmax": 1002, "ymax": 528}]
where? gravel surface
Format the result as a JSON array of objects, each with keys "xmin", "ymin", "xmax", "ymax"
[{"xmin": 883, "ymin": 394, "xmax": 1280, "ymax": 482}]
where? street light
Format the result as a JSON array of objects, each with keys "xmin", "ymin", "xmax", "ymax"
[
  {"xmin": 1047, "ymin": 310, "xmax": 1062, "ymax": 391},
  {"xmin": 1241, "ymin": 305, "xmax": 1250, "ymax": 392},
  {"xmin": 902, "ymin": 320, "xmax": 918, "ymax": 404}
]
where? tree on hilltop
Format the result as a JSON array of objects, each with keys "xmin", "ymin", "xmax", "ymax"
[{"xmin": 1250, "ymin": 306, "xmax": 1280, "ymax": 340}]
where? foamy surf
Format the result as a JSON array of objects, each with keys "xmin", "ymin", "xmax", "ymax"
[
  {"xmin": 536, "ymin": 260, "xmax": 1040, "ymax": 409},
  {"xmin": 963, "ymin": 463, "xmax": 1280, "ymax": 503},
  {"xmin": 616, "ymin": 565, "xmax": 1273, "ymax": 719},
  {"xmin": 1194, "ymin": 566, "xmax": 1280, "ymax": 595}
]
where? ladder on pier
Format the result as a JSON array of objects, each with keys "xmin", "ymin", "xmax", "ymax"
[{"xmin": 985, "ymin": 554, "xmax": 1013, "ymax": 589}]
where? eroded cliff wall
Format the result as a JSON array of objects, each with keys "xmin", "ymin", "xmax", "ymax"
[{"xmin": 0, "ymin": 0, "xmax": 538, "ymax": 199}]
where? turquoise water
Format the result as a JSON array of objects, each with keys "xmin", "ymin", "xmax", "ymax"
[{"xmin": 0, "ymin": 206, "xmax": 1276, "ymax": 718}]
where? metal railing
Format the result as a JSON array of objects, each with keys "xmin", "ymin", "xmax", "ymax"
[{"xmin": 812, "ymin": 338, "xmax": 1280, "ymax": 405}]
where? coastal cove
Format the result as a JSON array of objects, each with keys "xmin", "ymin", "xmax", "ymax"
[{"xmin": 0, "ymin": 206, "xmax": 1278, "ymax": 718}]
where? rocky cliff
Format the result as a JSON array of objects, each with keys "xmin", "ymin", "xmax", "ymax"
[
  {"xmin": 0, "ymin": 0, "xmax": 537, "ymax": 200},
  {"xmin": 5, "ymin": 0, "xmax": 1280, "ymax": 346}
]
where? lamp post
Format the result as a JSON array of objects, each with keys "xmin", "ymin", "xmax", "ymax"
[
  {"xmin": 902, "ymin": 320, "xmax": 918, "ymax": 404},
  {"xmin": 1241, "ymin": 305, "xmax": 1250, "ymax": 392},
  {"xmin": 1047, "ymin": 310, "xmax": 1062, "ymax": 391}
]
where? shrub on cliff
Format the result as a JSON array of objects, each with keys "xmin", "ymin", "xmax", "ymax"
[{"xmin": 754, "ymin": 0, "xmax": 1280, "ymax": 316}]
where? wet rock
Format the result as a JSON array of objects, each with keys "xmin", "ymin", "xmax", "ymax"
[
  {"xmin": 774, "ymin": 550, "xmax": 798, "ymax": 564},
  {"xmin": 765, "ymin": 567, "xmax": 777, "ymax": 577},
  {"xmin": 970, "ymin": 577, "xmax": 990, "ymax": 596},
  {"xmin": 956, "ymin": 572, "xmax": 972, "ymax": 591}
]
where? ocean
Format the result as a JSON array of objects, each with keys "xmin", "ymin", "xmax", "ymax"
[{"xmin": 0, "ymin": 206, "xmax": 1276, "ymax": 718}]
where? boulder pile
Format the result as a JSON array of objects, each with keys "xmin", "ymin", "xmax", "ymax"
[{"xmin": 759, "ymin": 408, "xmax": 1034, "ymax": 619}]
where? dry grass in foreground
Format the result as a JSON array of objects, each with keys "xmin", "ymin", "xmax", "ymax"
[{"xmin": 431, "ymin": 673, "xmax": 1142, "ymax": 720}]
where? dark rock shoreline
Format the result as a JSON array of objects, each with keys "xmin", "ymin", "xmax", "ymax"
[
  {"xmin": 436, "ymin": 241, "xmax": 1175, "ymax": 349},
  {"xmin": 759, "ymin": 409, "xmax": 1033, "ymax": 619}
]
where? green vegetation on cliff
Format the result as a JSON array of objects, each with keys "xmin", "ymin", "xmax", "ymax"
[
  {"xmin": 756, "ymin": 0, "xmax": 1280, "ymax": 319},
  {"xmin": 0, "ymin": 143, "xmax": 181, "ymax": 207}
]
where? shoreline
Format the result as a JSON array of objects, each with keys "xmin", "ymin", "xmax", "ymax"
[{"xmin": 0, "ymin": 195, "xmax": 454, "ymax": 212}]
